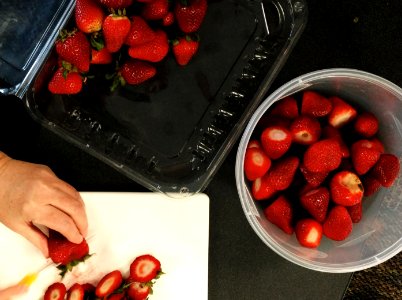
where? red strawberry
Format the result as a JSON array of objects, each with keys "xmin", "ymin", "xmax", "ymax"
[
  {"xmin": 330, "ymin": 170, "xmax": 363, "ymax": 206},
  {"xmin": 328, "ymin": 96, "xmax": 357, "ymax": 128},
  {"xmin": 251, "ymin": 175, "xmax": 277, "ymax": 201},
  {"xmin": 125, "ymin": 16, "xmax": 156, "ymax": 47},
  {"xmin": 141, "ymin": 0, "xmax": 169, "ymax": 20},
  {"xmin": 95, "ymin": 270, "xmax": 123, "ymax": 298},
  {"xmin": 98, "ymin": 0, "xmax": 133, "ymax": 9},
  {"xmin": 300, "ymin": 164, "xmax": 328, "ymax": 187},
  {"xmin": 265, "ymin": 156, "xmax": 299, "ymax": 191},
  {"xmin": 247, "ymin": 139, "xmax": 261, "ymax": 149},
  {"xmin": 174, "ymin": 0, "xmax": 208, "ymax": 33},
  {"xmin": 244, "ymin": 147, "xmax": 271, "ymax": 181},
  {"xmin": 321, "ymin": 126, "xmax": 350, "ymax": 158},
  {"xmin": 295, "ymin": 219, "xmax": 323, "ymax": 248},
  {"xmin": 128, "ymin": 29, "xmax": 169, "ymax": 62},
  {"xmin": 362, "ymin": 175, "xmax": 382, "ymax": 196},
  {"xmin": 162, "ymin": 11, "xmax": 175, "ymax": 26},
  {"xmin": 81, "ymin": 283, "xmax": 96, "ymax": 298},
  {"xmin": 269, "ymin": 96, "xmax": 299, "ymax": 119},
  {"xmin": 172, "ymin": 35, "xmax": 200, "ymax": 66},
  {"xmin": 48, "ymin": 230, "xmax": 89, "ymax": 266},
  {"xmin": 351, "ymin": 140, "xmax": 381, "ymax": 175},
  {"xmin": 108, "ymin": 292, "xmax": 127, "ymax": 300},
  {"xmin": 67, "ymin": 283, "xmax": 85, "ymax": 300},
  {"xmin": 260, "ymin": 126, "xmax": 292, "ymax": 159},
  {"xmin": 130, "ymin": 254, "xmax": 162, "ymax": 283},
  {"xmin": 75, "ymin": 0, "xmax": 105, "ymax": 33},
  {"xmin": 127, "ymin": 280, "xmax": 151, "ymax": 300},
  {"xmin": 300, "ymin": 187, "xmax": 330, "ymax": 222},
  {"xmin": 103, "ymin": 11, "xmax": 131, "ymax": 53},
  {"xmin": 48, "ymin": 68, "xmax": 83, "ymax": 95},
  {"xmin": 347, "ymin": 202, "xmax": 362, "ymax": 223},
  {"xmin": 303, "ymin": 139, "xmax": 342, "ymax": 172},
  {"xmin": 264, "ymin": 195, "xmax": 294, "ymax": 234},
  {"xmin": 289, "ymin": 115, "xmax": 321, "ymax": 145},
  {"xmin": 370, "ymin": 153, "xmax": 400, "ymax": 187},
  {"xmin": 370, "ymin": 138, "xmax": 385, "ymax": 153},
  {"xmin": 301, "ymin": 90, "xmax": 332, "ymax": 117},
  {"xmin": 44, "ymin": 282, "xmax": 67, "ymax": 300},
  {"xmin": 91, "ymin": 47, "xmax": 113, "ymax": 64},
  {"xmin": 354, "ymin": 112, "xmax": 379, "ymax": 138},
  {"xmin": 110, "ymin": 59, "xmax": 156, "ymax": 91},
  {"xmin": 55, "ymin": 29, "xmax": 91, "ymax": 72},
  {"xmin": 323, "ymin": 206, "xmax": 353, "ymax": 241}
]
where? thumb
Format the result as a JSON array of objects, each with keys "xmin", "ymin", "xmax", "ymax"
[
  {"xmin": 15, "ymin": 224, "xmax": 49, "ymax": 258},
  {"xmin": 0, "ymin": 283, "xmax": 28, "ymax": 299}
]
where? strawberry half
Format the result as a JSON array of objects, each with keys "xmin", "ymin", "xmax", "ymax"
[
  {"xmin": 330, "ymin": 171, "xmax": 363, "ymax": 206},
  {"xmin": 260, "ymin": 126, "xmax": 292, "ymax": 159},
  {"xmin": 263, "ymin": 195, "xmax": 294, "ymax": 234},
  {"xmin": 130, "ymin": 254, "xmax": 162, "ymax": 283},
  {"xmin": 67, "ymin": 283, "xmax": 85, "ymax": 300},
  {"xmin": 351, "ymin": 139, "xmax": 381, "ymax": 175},
  {"xmin": 44, "ymin": 282, "xmax": 67, "ymax": 300},
  {"xmin": 328, "ymin": 96, "xmax": 357, "ymax": 128},
  {"xmin": 95, "ymin": 270, "xmax": 123, "ymax": 298},
  {"xmin": 300, "ymin": 187, "xmax": 330, "ymax": 222},
  {"xmin": 244, "ymin": 147, "xmax": 271, "ymax": 181},
  {"xmin": 301, "ymin": 90, "xmax": 332, "ymax": 117},
  {"xmin": 303, "ymin": 138, "xmax": 342, "ymax": 172},
  {"xmin": 269, "ymin": 96, "xmax": 299, "ymax": 119},
  {"xmin": 370, "ymin": 153, "xmax": 400, "ymax": 187},
  {"xmin": 265, "ymin": 156, "xmax": 299, "ymax": 191},
  {"xmin": 354, "ymin": 112, "xmax": 379, "ymax": 138},
  {"xmin": 323, "ymin": 206, "xmax": 353, "ymax": 241},
  {"xmin": 295, "ymin": 219, "xmax": 323, "ymax": 248},
  {"xmin": 289, "ymin": 115, "xmax": 321, "ymax": 145}
]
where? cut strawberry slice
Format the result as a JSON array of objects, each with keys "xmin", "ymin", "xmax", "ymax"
[
  {"xmin": 295, "ymin": 219, "xmax": 323, "ymax": 248},
  {"xmin": 44, "ymin": 282, "xmax": 67, "ymax": 300},
  {"xmin": 95, "ymin": 270, "xmax": 123, "ymax": 298},
  {"xmin": 67, "ymin": 283, "xmax": 85, "ymax": 300},
  {"xmin": 130, "ymin": 254, "xmax": 162, "ymax": 283}
]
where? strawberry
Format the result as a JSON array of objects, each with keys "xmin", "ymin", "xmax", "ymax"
[
  {"xmin": 260, "ymin": 126, "xmax": 292, "ymax": 159},
  {"xmin": 162, "ymin": 11, "xmax": 175, "ymax": 26},
  {"xmin": 351, "ymin": 140, "xmax": 381, "ymax": 175},
  {"xmin": 128, "ymin": 29, "xmax": 169, "ymax": 62},
  {"xmin": 323, "ymin": 206, "xmax": 353, "ymax": 241},
  {"xmin": 265, "ymin": 156, "xmax": 299, "ymax": 191},
  {"xmin": 48, "ymin": 67, "xmax": 83, "ymax": 95},
  {"xmin": 91, "ymin": 47, "xmax": 113, "ymax": 64},
  {"xmin": 247, "ymin": 139, "xmax": 261, "ymax": 149},
  {"xmin": 289, "ymin": 115, "xmax": 321, "ymax": 145},
  {"xmin": 330, "ymin": 170, "xmax": 363, "ymax": 206},
  {"xmin": 130, "ymin": 254, "xmax": 162, "ymax": 283},
  {"xmin": 125, "ymin": 16, "xmax": 156, "ymax": 47},
  {"xmin": 328, "ymin": 96, "xmax": 357, "ymax": 128},
  {"xmin": 44, "ymin": 282, "xmax": 67, "ymax": 300},
  {"xmin": 108, "ymin": 292, "xmax": 127, "ymax": 300},
  {"xmin": 269, "ymin": 96, "xmax": 299, "ymax": 119},
  {"xmin": 127, "ymin": 280, "xmax": 151, "ymax": 300},
  {"xmin": 98, "ymin": 0, "xmax": 133, "ymax": 9},
  {"xmin": 47, "ymin": 230, "xmax": 90, "ymax": 277},
  {"xmin": 172, "ymin": 35, "xmax": 200, "ymax": 66},
  {"xmin": 303, "ymin": 139, "xmax": 342, "ymax": 172},
  {"xmin": 370, "ymin": 153, "xmax": 400, "ymax": 187},
  {"xmin": 295, "ymin": 219, "xmax": 323, "ymax": 248},
  {"xmin": 141, "ymin": 0, "xmax": 169, "ymax": 20},
  {"xmin": 67, "ymin": 283, "xmax": 85, "ymax": 300},
  {"xmin": 370, "ymin": 138, "xmax": 385, "ymax": 153},
  {"xmin": 256, "ymin": 115, "xmax": 291, "ymax": 131},
  {"xmin": 301, "ymin": 90, "xmax": 332, "ymax": 117},
  {"xmin": 264, "ymin": 195, "xmax": 294, "ymax": 234},
  {"xmin": 347, "ymin": 202, "xmax": 362, "ymax": 223},
  {"xmin": 244, "ymin": 147, "xmax": 271, "ymax": 181},
  {"xmin": 174, "ymin": 0, "xmax": 208, "ymax": 33},
  {"xmin": 362, "ymin": 175, "xmax": 382, "ymax": 196},
  {"xmin": 321, "ymin": 126, "xmax": 350, "ymax": 158},
  {"xmin": 251, "ymin": 175, "xmax": 277, "ymax": 201},
  {"xmin": 300, "ymin": 187, "xmax": 330, "ymax": 222},
  {"xmin": 103, "ymin": 11, "xmax": 131, "ymax": 53},
  {"xmin": 75, "ymin": 0, "xmax": 105, "ymax": 33},
  {"xmin": 354, "ymin": 112, "xmax": 379, "ymax": 138},
  {"xmin": 110, "ymin": 59, "xmax": 156, "ymax": 91},
  {"xmin": 55, "ymin": 29, "xmax": 91, "ymax": 72},
  {"xmin": 299, "ymin": 164, "xmax": 328, "ymax": 187},
  {"xmin": 95, "ymin": 270, "xmax": 123, "ymax": 298},
  {"xmin": 81, "ymin": 283, "xmax": 96, "ymax": 298}
]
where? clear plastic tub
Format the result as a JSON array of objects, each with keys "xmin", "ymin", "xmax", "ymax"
[{"xmin": 235, "ymin": 68, "xmax": 402, "ymax": 272}]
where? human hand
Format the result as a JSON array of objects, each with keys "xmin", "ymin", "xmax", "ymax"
[
  {"xmin": 0, "ymin": 152, "xmax": 88, "ymax": 257},
  {"xmin": 0, "ymin": 283, "xmax": 28, "ymax": 300}
]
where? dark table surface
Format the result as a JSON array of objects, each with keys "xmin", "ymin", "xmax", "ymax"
[{"xmin": 1, "ymin": 0, "xmax": 401, "ymax": 299}]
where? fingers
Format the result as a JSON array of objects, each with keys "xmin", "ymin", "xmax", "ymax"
[
  {"xmin": 14, "ymin": 223, "xmax": 50, "ymax": 257},
  {"xmin": 0, "ymin": 283, "xmax": 28, "ymax": 299}
]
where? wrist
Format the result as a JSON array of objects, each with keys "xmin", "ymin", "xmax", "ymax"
[{"xmin": 0, "ymin": 151, "xmax": 11, "ymax": 171}]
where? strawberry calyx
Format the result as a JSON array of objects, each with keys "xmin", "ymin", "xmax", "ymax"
[
  {"xmin": 90, "ymin": 32, "xmax": 105, "ymax": 51},
  {"xmin": 56, "ymin": 253, "xmax": 93, "ymax": 278},
  {"xmin": 58, "ymin": 28, "xmax": 79, "ymax": 43}
]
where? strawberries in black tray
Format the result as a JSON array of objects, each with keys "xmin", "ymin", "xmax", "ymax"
[{"xmin": 243, "ymin": 90, "xmax": 400, "ymax": 248}]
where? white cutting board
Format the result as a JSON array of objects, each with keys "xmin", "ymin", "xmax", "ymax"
[{"xmin": 0, "ymin": 192, "xmax": 210, "ymax": 300}]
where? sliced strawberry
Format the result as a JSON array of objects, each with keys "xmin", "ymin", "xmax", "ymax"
[
  {"xmin": 370, "ymin": 153, "xmax": 400, "ymax": 187},
  {"xmin": 44, "ymin": 282, "xmax": 67, "ymax": 300},
  {"xmin": 300, "ymin": 187, "xmax": 330, "ymax": 222},
  {"xmin": 330, "ymin": 171, "xmax": 363, "ymax": 206},
  {"xmin": 323, "ymin": 206, "xmax": 353, "ymax": 241},
  {"xmin": 347, "ymin": 202, "xmax": 362, "ymax": 223},
  {"xmin": 247, "ymin": 139, "xmax": 261, "ymax": 149},
  {"xmin": 295, "ymin": 219, "xmax": 323, "ymax": 248},
  {"xmin": 130, "ymin": 254, "xmax": 162, "ymax": 283},
  {"xmin": 108, "ymin": 292, "xmax": 127, "ymax": 300},
  {"xmin": 362, "ymin": 175, "xmax": 382, "ymax": 196},
  {"xmin": 127, "ymin": 280, "xmax": 151, "ymax": 300},
  {"xmin": 328, "ymin": 96, "xmax": 357, "ymax": 128},
  {"xmin": 301, "ymin": 90, "xmax": 332, "ymax": 117},
  {"xmin": 265, "ymin": 156, "xmax": 299, "ymax": 191},
  {"xmin": 244, "ymin": 147, "xmax": 271, "ymax": 181},
  {"xmin": 263, "ymin": 195, "xmax": 294, "ymax": 234},
  {"xmin": 269, "ymin": 96, "xmax": 299, "ymax": 119},
  {"xmin": 303, "ymin": 139, "xmax": 342, "ymax": 172},
  {"xmin": 95, "ymin": 270, "xmax": 123, "ymax": 298},
  {"xmin": 251, "ymin": 175, "xmax": 277, "ymax": 201},
  {"xmin": 67, "ymin": 283, "xmax": 85, "ymax": 300},
  {"xmin": 300, "ymin": 164, "xmax": 328, "ymax": 187},
  {"xmin": 351, "ymin": 140, "xmax": 381, "ymax": 175},
  {"xmin": 289, "ymin": 115, "xmax": 321, "ymax": 145},
  {"xmin": 321, "ymin": 125, "xmax": 350, "ymax": 158},
  {"xmin": 260, "ymin": 126, "xmax": 292, "ymax": 159},
  {"xmin": 354, "ymin": 112, "xmax": 379, "ymax": 138}
]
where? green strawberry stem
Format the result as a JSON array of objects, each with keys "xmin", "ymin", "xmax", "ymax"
[
  {"xmin": 56, "ymin": 253, "xmax": 93, "ymax": 278},
  {"xmin": 90, "ymin": 32, "xmax": 105, "ymax": 51}
]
